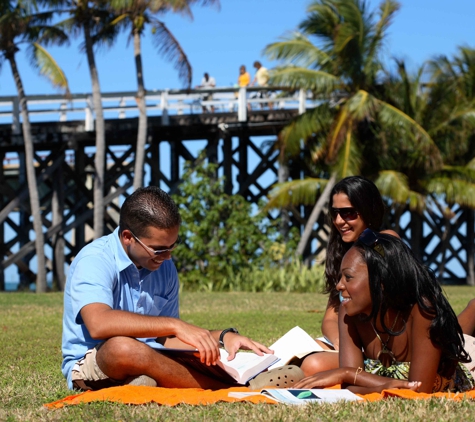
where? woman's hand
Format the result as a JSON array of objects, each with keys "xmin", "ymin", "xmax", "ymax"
[
  {"xmin": 377, "ymin": 379, "xmax": 421, "ymax": 393},
  {"xmin": 292, "ymin": 368, "xmax": 346, "ymax": 389}
]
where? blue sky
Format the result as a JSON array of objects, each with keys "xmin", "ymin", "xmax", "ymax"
[{"xmin": 1, "ymin": 0, "xmax": 474, "ymax": 96}]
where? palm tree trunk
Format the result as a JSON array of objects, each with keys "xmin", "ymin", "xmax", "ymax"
[
  {"xmin": 133, "ymin": 29, "xmax": 147, "ymax": 190},
  {"xmin": 52, "ymin": 156, "xmax": 65, "ymax": 290},
  {"xmin": 410, "ymin": 210, "xmax": 423, "ymax": 261},
  {"xmin": 8, "ymin": 54, "xmax": 47, "ymax": 292},
  {"xmin": 84, "ymin": 20, "xmax": 105, "ymax": 238},
  {"xmin": 278, "ymin": 161, "xmax": 290, "ymax": 240},
  {"xmin": 296, "ymin": 172, "xmax": 337, "ymax": 257},
  {"xmin": 467, "ymin": 209, "xmax": 475, "ymax": 286}
]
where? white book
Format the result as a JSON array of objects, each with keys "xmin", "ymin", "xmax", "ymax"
[
  {"xmin": 218, "ymin": 349, "xmax": 280, "ymax": 384},
  {"xmin": 268, "ymin": 326, "xmax": 337, "ymax": 370},
  {"xmin": 229, "ymin": 388, "xmax": 362, "ymax": 405},
  {"xmin": 158, "ymin": 348, "xmax": 279, "ymax": 385}
]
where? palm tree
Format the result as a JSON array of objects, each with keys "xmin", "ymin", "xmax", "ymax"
[
  {"xmin": 58, "ymin": 0, "xmax": 120, "ymax": 238},
  {"xmin": 0, "ymin": 0, "xmax": 69, "ymax": 292},
  {"xmin": 263, "ymin": 0, "xmax": 442, "ymax": 256},
  {"xmin": 375, "ymin": 56, "xmax": 475, "ymax": 278},
  {"xmin": 375, "ymin": 59, "xmax": 475, "ymax": 207},
  {"xmin": 108, "ymin": 0, "xmax": 218, "ymax": 190}
]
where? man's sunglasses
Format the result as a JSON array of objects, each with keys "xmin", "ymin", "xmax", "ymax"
[
  {"xmin": 330, "ymin": 207, "xmax": 359, "ymax": 221},
  {"xmin": 357, "ymin": 228, "xmax": 385, "ymax": 257},
  {"xmin": 129, "ymin": 229, "xmax": 180, "ymax": 256}
]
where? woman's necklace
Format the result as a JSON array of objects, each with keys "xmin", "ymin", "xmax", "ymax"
[{"xmin": 371, "ymin": 310, "xmax": 401, "ymax": 365}]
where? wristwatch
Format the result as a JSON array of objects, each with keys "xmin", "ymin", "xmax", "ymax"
[{"xmin": 219, "ymin": 327, "xmax": 239, "ymax": 347}]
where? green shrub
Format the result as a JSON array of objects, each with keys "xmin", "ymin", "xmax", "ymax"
[
  {"xmin": 172, "ymin": 154, "xmax": 315, "ymax": 291},
  {"xmin": 179, "ymin": 259, "xmax": 325, "ymax": 292}
]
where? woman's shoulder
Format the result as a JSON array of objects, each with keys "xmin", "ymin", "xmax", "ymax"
[{"xmin": 379, "ymin": 229, "xmax": 400, "ymax": 238}]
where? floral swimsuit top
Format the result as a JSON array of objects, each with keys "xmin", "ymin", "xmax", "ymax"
[{"xmin": 364, "ymin": 359, "xmax": 474, "ymax": 393}]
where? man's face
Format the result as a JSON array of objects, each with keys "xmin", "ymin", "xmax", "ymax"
[{"xmin": 123, "ymin": 225, "xmax": 180, "ymax": 271}]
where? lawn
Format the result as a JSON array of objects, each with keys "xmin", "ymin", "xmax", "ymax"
[{"xmin": 1, "ymin": 287, "xmax": 475, "ymax": 421}]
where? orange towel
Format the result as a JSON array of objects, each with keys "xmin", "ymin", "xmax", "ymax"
[
  {"xmin": 44, "ymin": 386, "xmax": 276, "ymax": 408},
  {"xmin": 44, "ymin": 385, "xmax": 475, "ymax": 409}
]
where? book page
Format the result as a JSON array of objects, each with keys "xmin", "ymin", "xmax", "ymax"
[
  {"xmin": 228, "ymin": 388, "xmax": 362, "ymax": 404},
  {"xmin": 219, "ymin": 349, "xmax": 280, "ymax": 384},
  {"xmin": 261, "ymin": 388, "xmax": 363, "ymax": 405},
  {"xmin": 268, "ymin": 326, "xmax": 336, "ymax": 370}
]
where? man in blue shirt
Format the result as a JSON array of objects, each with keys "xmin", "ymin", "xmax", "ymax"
[{"xmin": 62, "ymin": 186, "xmax": 271, "ymax": 390}]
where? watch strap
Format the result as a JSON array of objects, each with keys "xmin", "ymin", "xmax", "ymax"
[{"xmin": 219, "ymin": 327, "xmax": 239, "ymax": 347}]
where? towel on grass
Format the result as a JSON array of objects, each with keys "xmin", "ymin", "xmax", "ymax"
[{"xmin": 44, "ymin": 385, "xmax": 475, "ymax": 409}]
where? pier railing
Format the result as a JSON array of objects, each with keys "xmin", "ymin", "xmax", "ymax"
[{"xmin": 0, "ymin": 87, "xmax": 313, "ymax": 132}]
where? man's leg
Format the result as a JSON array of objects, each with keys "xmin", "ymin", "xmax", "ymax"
[{"xmin": 96, "ymin": 336, "xmax": 232, "ymax": 389}]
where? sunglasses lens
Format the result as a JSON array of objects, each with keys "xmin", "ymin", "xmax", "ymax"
[
  {"xmin": 340, "ymin": 209, "xmax": 358, "ymax": 221},
  {"xmin": 331, "ymin": 208, "xmax": 358, "ymax": 221}
]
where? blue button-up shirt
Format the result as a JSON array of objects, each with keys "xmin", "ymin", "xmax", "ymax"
[{"xmin": 61, "ymin": 227, "xmax": 179, "ymax": 389}]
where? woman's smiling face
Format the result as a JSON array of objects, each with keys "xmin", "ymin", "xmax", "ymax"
[
  {"xmin": 331, "ymin": 193, "xmax": 367, "ymax": 243},
  {"xmin": 337, "ymin": 247, "xmax": 372, "ymax": 317}
]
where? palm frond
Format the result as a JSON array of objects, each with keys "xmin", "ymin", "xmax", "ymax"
[
  {"xmin": 151, "ymin": 19, "xmax": 191, "ymax": 88},
  {"xmin": 327, "ymin": 106, "xmax": 349, "ymax": 161},
  {"xmin": 426, "ymin": 176, "xmax": 475, "ymax": 208},
  {"xmin": 431, "ymin": 104, "xmax": 475, "ymax": 134},
  {"xmin": 346, "ymin": 89, "xmax": 378, "ymax": 120},
  {"xmin": 269, "ymin": 66, "xmax": 339, "ymax": 93},
  {"xmin": 375, "ymin": 170, "xmax": 426, "ymax": 212},
  {"xmin": 31, "ymin": 42, "xmax": 70, "ymax": 96},
  {"xmin": 278, "ymin": 104, "xmax": 332, "ymax": 157},
  {"xmin": 335, "ymin": 128, "xmax": 361, "ymax": 178},
  {"xmin": 31, "ymin": 25, "xmax": 69, "ymax": 47},
  {"xmin": 264, "ymin": 32, "xmax": 330, "ymax": 68},
  {"xmin": 364, "ymin": 0, "xmax": 399, "ymax": 75},
  {"xmin": 264, "ymin": 177, "xmax": 331, "ymax": 210},
  {"xmin": 375, "ymin": 98, "xmax": 443, "ymax": 170}
]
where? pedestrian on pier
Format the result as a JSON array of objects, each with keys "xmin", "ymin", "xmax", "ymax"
[{"xmin": 196, "ymin": 72, "xmax": 216, "ymax": 113}]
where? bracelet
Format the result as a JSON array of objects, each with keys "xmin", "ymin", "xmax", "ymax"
[
  {"xmin": 354, "ymin": 367, "xmax": 363, "ymax": 385},
  {"xmin": 219, "ymin": 328, "xmax": 239, "ymax": 347}
]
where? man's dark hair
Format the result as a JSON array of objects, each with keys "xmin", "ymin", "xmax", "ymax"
[{"xmin": 119, "ymin": 186, "xmax": 181, "ymax": 237}]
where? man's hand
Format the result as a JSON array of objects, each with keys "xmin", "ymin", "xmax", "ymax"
[
  {"xmin": 222, "ymin": 333, "xmax": 273, "ymax": 360},
  {"xmin": 173, "ymin": 320, "xmax": 221, "ymax": 366}
]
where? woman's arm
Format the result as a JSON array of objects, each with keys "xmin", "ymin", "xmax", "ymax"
[
  {"xmin": 305, "ymin": 306, "xmax": 421, "ymax": 392},
  {"xmin": 407, "ymin": 303, "xmax": 441, "ymax": 393},
  {"xmin": 321, "ymin": 300, "xmax": 340, "ymax": 349},
  {"xmin": 294, "ymin": 305, "xmax": 365, "ymax": 389}
]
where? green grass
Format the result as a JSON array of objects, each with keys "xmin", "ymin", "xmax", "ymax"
[{"xmin": 1, "ymin": 287, "xmax": 475, "ymax": 421}]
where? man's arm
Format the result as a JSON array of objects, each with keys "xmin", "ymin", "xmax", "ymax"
[{"xmin": 81, "ymin": 303, "xmax": 221, "ymax": 365}]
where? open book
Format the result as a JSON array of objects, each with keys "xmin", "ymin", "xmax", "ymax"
[
  {"xmin": 268, "ymin": 326, "xmax": 337, "ymax": 370},
  {"xmin": 158, "ymin": 326, "xmax": 332, "ymax": 385},
  {"xmin": 158, "ymin": 348, "xmax": 279, "ymax": 385},
  {"xmin": 229, "ymin": 388, "xmax": 362, "ymax": 405}
]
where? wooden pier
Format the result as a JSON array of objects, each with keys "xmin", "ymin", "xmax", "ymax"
[{"xmin": 0, "ymin": 88, "xmax": 473, "ymax": 289}]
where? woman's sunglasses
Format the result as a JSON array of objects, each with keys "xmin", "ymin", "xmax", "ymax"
[
  {"xmin": 357, "ymin": 228, "xmax": 385, "ymax": 256},
  {"xmin": 330, "ymin": 207, "xmax": 359, "ymax": 221}
]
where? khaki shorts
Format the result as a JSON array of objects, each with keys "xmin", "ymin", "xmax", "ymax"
[{"xmin": 71, "ymin": 344, "xmax": 123, "ymax": 391}]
